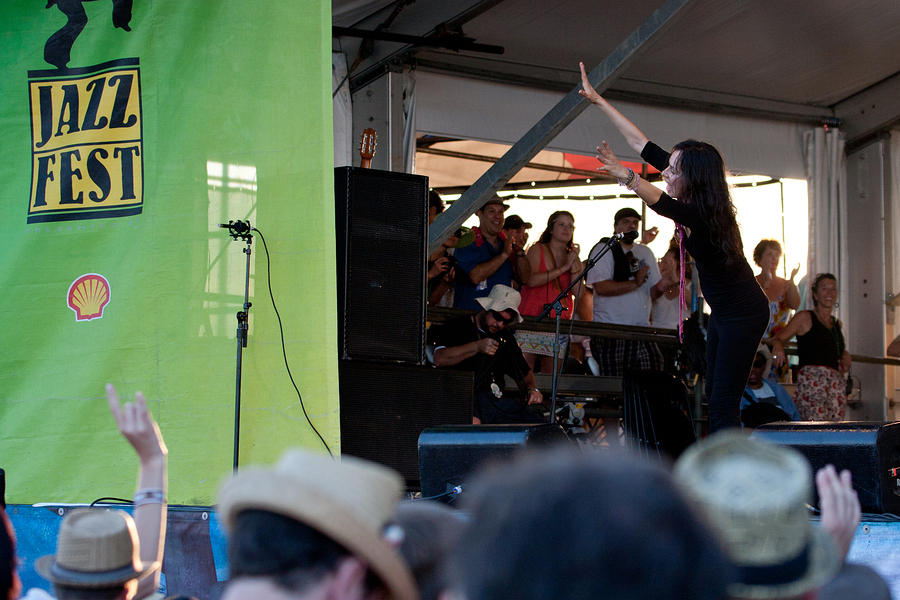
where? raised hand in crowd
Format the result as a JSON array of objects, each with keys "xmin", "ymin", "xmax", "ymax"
[
  {"xmin": 642, "ymin": 226, "xmax": 659, "ymax": 244},
  {"xmin": 107, "ymin": 383, "xmax": 168, "ymax": 600},
  {"xmin": 816, "ymin": 464, "xmax": 860, "ymax": 562}
]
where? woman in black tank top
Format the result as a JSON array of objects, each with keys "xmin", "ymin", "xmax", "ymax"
[{"xmin": 772, "ymin": 274, "xmax": 851, "ymax": 420}]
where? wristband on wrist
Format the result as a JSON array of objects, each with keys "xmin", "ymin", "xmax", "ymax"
[{"xmin": 133, "ymin": 488, "xmax": 166, "ymax": 507}]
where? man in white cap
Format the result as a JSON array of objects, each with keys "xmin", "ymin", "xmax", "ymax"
[
  {"xmin": 431, "ymin": 284, "xmax": 543, "ymax": 424},
  {"xmin": 217, "ymin": 448, "xmax": 418, "ymax": 600}
]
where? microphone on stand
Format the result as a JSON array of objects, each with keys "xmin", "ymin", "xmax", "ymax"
[
  {"xmin": 220, "ymin": 220, "xmax": 253, "ymax": 240},
  {"xmin": 613, "ymin": 230, "xmax": 639, "ymax": 243},
  {"xmin": 219, "ymin": 220, "xmax": 251, "ymax": 234}
]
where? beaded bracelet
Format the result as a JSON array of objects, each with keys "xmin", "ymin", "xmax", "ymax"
[
  {"xmin": 626, "ymin": 172, "xmax": 642, "ymax": 192},
  {"xmin": 618, "ymin": 168, "xmax": 635, "ymax": 188}
]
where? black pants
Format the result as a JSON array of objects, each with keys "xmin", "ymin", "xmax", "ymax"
[
  {"xmin": 705, "ymin": 305, "xmax": 769, "ymax": 432},
  {"xmin": 474, "ymin": 390, "xmax": 546, "ymax": 424}
]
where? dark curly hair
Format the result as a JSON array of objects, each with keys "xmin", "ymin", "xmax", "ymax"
[
  {"xmin": 672, "ymin": 140, "xmax": 742, "ymax": 264},
  {"xmin": 752, "ymin": 239, "xmax": 782, "ymax": 267}
]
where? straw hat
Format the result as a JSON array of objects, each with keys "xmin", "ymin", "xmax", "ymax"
[
  {"xmin": 36, "ymin": 508, "xmax": 159, "ymax": 587},
  {"xmin": 218, "ymin": 449, "xmax": 418, "ymax": 600},
  {"xmin": 475, "ymin": 284, "xmax": 523, "ymax": 323},
  {"xmin": 674, "ymin": 431, "xmax": 841, "ymax": 599}
]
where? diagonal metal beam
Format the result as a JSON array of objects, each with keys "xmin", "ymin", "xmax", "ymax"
[
  {"xmin": 835, "ymin": 71, "xmax": 900, "ymax": 149},
  {"xmin": 428, "ymin": 0, "xmax": 693, "ymax": 255}
]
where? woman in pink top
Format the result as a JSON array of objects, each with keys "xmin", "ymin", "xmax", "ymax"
[{"xmin": 517, "ymin": 211, "xmax": 582, "ymax": 373}]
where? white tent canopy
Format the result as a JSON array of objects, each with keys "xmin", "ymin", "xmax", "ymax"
[{"xmin": 415, "ymin": 71, "xmax": 810, "ymax": 178}]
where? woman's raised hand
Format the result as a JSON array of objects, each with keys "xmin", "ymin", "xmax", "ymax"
[
  {"xmin": 578, "ymin": 61, "xmax": 602, "ymax": 104},
  {"xmin": 595, "ymin": 141, "xmax": 628, "ymax": 180}
]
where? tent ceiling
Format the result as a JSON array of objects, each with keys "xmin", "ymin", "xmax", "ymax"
[{"xmin": 334, "ymin": 0, "xmax": 900, "ymax": 144}]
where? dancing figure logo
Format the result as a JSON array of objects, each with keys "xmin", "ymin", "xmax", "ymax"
[{"xmin": 27, "ymin": 1, "xmax": 143, "ymax": 224}]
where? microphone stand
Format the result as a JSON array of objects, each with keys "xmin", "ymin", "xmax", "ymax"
[
  {"xmin": 220, "ymin": 220, "xmax": 253, "ymax": 471},
  {"xmin": 537, "ymin": 233, "xmax": 628, "ymax": 424}
]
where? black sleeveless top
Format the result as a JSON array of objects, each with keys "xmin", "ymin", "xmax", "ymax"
[{"xmin": 797, "ymin": 310, "xmax": 845, "ymax": 370}]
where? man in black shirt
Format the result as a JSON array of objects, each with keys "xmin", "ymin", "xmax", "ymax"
[{"xmin": 431, "ymin": 284, "xmax": 544, "ymax": 424}]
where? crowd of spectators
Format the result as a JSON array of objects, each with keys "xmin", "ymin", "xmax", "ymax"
[
  {"xmin": 426, "ymin": 186, "xmax": 870, "ymax": 425},
  {"xmin": 2, "ymin": 383, "xmax": 895, "ymax": 600}
]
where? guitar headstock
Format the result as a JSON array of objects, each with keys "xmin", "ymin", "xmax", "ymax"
[{"xmin": 359, "ymin": 128, "xmax": 377, "ymax": 168}]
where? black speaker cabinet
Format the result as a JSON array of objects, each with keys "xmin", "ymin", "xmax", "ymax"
[
  {"xmin": 752, "ymin": 422, "xmax": 900, "ymax": 514},
  {"xmin": 418, "ymin": 424, "xmax": 571, "ymax": 502},
  {"xmin": 339, "ymin": 360, "xmax": 473, "ymax": 487},
  {"xmin": 334, "ymin": 166, "xmax": 428, "ymax": 364}
]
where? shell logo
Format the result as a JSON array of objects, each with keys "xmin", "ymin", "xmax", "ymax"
[{"xmin": 67, "ymin": 274, "xmax": 111, "ymax": 321}]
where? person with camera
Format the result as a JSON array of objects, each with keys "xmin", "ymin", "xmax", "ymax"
[
  {"xmin": 516, "ymin": 211, "xmax": 582, "ymax": 374},
  {"xmin": 431, "ymin": 284, "xmax": 544, "ymax": 424},
  {"xmin": 427, "ymin": 226, "xmax": 466, "ymax": 307},
  {"xmin": 502, "ymin": 214, "xmax": 533, "ymax": 289},
  {"xmin": 586, "ymin": 207, "xmax": 670, "ymax": 376}
]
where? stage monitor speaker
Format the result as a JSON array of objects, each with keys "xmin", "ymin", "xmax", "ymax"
[
  {"xmin": 752, "ymin": 421, "xmax": 900, "ymax": 514},
  {"xmin": 339, "ymin": 360, "xmax": 473, "ymax": 487},
  {"xmin": 334, "ymin": 166, "xmax": 428, "ymax": 364},
  {"xmin": 623, "ymin": 369, "xmax": 696, "ymax": 460},
  {"xmin": 418, "ymin": 424, "xmax": 571, "ymax": 502}
]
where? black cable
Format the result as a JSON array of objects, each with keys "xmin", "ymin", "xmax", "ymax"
[
  {"xmin": 252, "ymin": 227, "xmax": 334, "ymax": 457},
  {"xmin": 417, "ymin": 486, "xmax": 463, "ymax": 502},
  {"xmin": 90, "ymin": 497, "xmax": 131, "ymax": 507}
]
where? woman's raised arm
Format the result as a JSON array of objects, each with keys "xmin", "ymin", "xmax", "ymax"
[{"xmin": 579, "ymin": 62, "xmax": 649, "ymax": 154}]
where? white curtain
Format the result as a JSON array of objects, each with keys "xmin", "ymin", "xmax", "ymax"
[
  {"xmin": 890, "ymin": 131, "xmax": 900, "ymax": 303},
  {"xmin": 332, "ymin": 52, "xmax": 353, "ymax": 168},
  {"xmin": 803, "ymin": 127, "xmax": 848, "ymax": 318}
]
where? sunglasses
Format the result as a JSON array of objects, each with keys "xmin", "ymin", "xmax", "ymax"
[{"xmin": 490, "ymin": 310, "xmax": 515, "ymax": 325}]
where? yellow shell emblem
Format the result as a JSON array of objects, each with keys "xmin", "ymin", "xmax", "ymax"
[{"xmin": 67, "ymin": 274, "xmax": 110, "ymax": 321}]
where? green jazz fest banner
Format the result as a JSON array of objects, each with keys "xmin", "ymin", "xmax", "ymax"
[{"xmin": 0, "ymin": 0, "xmax": 338, "ymax": 504}]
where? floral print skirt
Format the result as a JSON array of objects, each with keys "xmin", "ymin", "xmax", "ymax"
[{"xmin": 794, "ymin": 365, "xmax": 846, "ymax": 421}]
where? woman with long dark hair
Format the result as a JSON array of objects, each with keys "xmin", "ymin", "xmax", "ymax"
[
  {"xmin": 579, "ymin": 63, "xmax": 769, "ymax": 431},
  {"xmin": 517, "ymin": 211, "xmax": 581, "ymax": 373}
]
